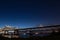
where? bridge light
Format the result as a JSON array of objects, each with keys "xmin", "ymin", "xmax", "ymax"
[
  {"xmin": 55, "ymin": 30, "xmax": 59, "ymax": 32},
  {"xmin": 35, "ymin": 32, "xmax": 39, "ymax": 34},
  {"xmin": 23, "ymin": 33, "xmax": 26, "ymax": 35}
]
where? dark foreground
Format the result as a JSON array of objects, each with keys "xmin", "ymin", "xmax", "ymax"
[{"xmin": 0, "ymin": 33, "xmax": 60, "ymax": 40}]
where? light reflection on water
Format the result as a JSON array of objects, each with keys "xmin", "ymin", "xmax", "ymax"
[{"xmin": 19, "ymin": 33, "xmax": 51, "ymax": 38}]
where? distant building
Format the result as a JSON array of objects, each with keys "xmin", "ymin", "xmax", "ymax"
[
  {"xmin": 0, "ymin": 25, "xmax": 60, "ymax": 38},
  {"xmin": 0, "ymin": 25, "xmax": 19, "ymax": 38},
  {"xmin": 15, "ymin": 25, "xmax": 60, "ymax": 38}
]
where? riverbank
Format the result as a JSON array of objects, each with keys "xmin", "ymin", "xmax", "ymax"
[{"xmin": 0, "ymin": 33, "xmax": 60, "ymax": 40}]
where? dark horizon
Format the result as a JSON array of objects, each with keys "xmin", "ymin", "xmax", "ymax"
[{"xmin": 0, "ymin": 0, "xmax": 60, "ymax": 28}]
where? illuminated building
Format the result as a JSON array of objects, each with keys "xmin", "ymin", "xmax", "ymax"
[{"xmin": 0, "ymin": 25, "xmax": 60, "ymax": 38}]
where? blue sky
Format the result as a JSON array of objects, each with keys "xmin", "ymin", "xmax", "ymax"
[{"xmin": 0, "ymin": 0, "xmax": 60, "ymax": 28}]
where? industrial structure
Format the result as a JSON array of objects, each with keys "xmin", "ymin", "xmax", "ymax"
[{"xmin": 0, "ymin": 25, "xmax": 60, "ymax": 38}]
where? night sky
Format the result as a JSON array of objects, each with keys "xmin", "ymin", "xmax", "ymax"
[{"xmin": 0, "ymin": 0, "xmax": 60, "ymax": 28}]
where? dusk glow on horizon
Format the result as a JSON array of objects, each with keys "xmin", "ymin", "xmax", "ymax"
[{"xmin": 0, "ymin": 0, "xmax": 60, "ymax": 28}]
